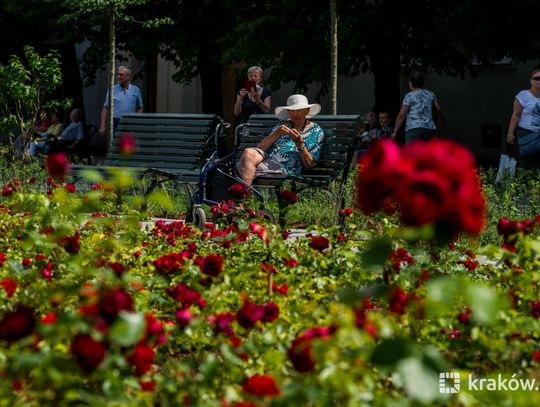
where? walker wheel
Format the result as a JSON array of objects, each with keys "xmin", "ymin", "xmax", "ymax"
[{"xmin": 193, "ymin": 207, "xmax": 206, "ymax": 230}]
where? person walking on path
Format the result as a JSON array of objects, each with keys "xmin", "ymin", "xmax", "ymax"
[
  {"xmin": 506, "ymin": 67, "xmax": 540, "ymax": 169},
  {"xmin": 391, "ymin": 72, "xmax": 442, "ymax": 143},
  {"xmin": 99, "ymin": 66, "xmax": 143, "ymax": 135}
]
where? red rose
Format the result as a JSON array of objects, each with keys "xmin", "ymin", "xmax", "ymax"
[
  {"xmin": 128, "ymin": 343, "xmax": 155, "ymax": 376},
  {"xmin": 99, "ymin": 288, "xmax": 134, "ymax": 322},
  {"xmin": 41, "ymin": 312, "xmax": 57, "ymax": 324},
  {"xmin": 166, "ymin": 283, "xmax": 204, "ymax": 309},
  {"xmin": 210, "ymin": 312, "xmax": 236, "ymax": 337},
  {"xmin": 1, "ymin": 185, "xmax": 14, "ymax": 197},
  {"xmin": 236, "ymin": 299, "xmax": 265, "ymax": 329},
  {"xmin": 46, "ymin": 152, "xmax": 70, "ymax": 178},
  {"xmin": 175, "ymin": 308, "xmax": 192, "ymax": 328},
  {"xmin": 288, "ymin": 326, "xmax": 335, "ymax": 373},
  {"xmin": 195, "ymin": 254, "xmax": 223, "ymax": 277},
  {"xmin": 139, "ymin": 380, "xmax": 156, "ymax": 392},
  {"xmin": 57, "ymin": 231, "xmax": 80, "ymax": 254},
  {"xmin": 228, "ymin": 183, "xmax": 251, "ymax": 199},
  {"xmin": 242, "ymin": 374, "xmax": 280, "ymax": 397},
  {"xmin": 0, "ymin": 252, "xmax": 6, "ymax": 267},
  {"xmin": 65, "ymin": 183, "xmax": 76, "ymax": 193},
  {"xmin": 457, "ymin": 312, "xmax": 471, "ymax": 325},
  {"xmin": 272, "ymin": 282, "xmax": 288, "ymax": 295},
  {"xmin": 261, "ymin": 302, "xmax": 279, "ymax": 323},
  {"xmin": 309, "ymin": 236, "xmax": 330, "ymax": 251},
  {"xmin": 1, "ymin": 278, "xmax": 17, "ymax": 297},
  {"xmin": 119, "ymin": 133, "xmax": 136, "ymax": 156},
  {"xmin": 356, "ymin": 139, "xmax": 406, "ymax": 214},
  {"xmin": 388, "ymin": 287, "xmax": 408, "ymax": 314},
  {"xmin": 0, "ymin": 306, "xmax": 36, "ymax": 342},
  {"xmin": 394, "ymin": 170, "xmax": 452, "ymax": 226},
  {"xmin": 278, "ymin": 190, "xmax": 298, "ymax": 204},
  {"xmin": 71, "ymin": 333, "xmax": 107, "ymax": 372},
  {"xmin": 144, "ymin": 314, "xmax": 166, "ymax": 346},
  {"xmin": 153, "ymin": 252, "xmax": 185, "ymax": 274},
  {"xmin": 531, "ymin": 301, "xmax": 540, "ymax": 318},
  {"xmin": 108, "ymin": 262, "xmax": 126, "ymax": 277}
]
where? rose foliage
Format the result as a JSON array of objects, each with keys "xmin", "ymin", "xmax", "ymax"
[{"xmin": 0, "ymin": 140, "xmax": 538, "ymax": 406}]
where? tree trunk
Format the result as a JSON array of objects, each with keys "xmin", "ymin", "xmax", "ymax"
[
  {"xmin": 108, "ymin": 11, "xmax": 116, "ymax": 151},
  {"xmin": 200, "ymin": 64, "xmax": 224, "ymax": 116},
  {"xmin": 330, "ymin": 0, "xmax": 338, "ymax": 114}
]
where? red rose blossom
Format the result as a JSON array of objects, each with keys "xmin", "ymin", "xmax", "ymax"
[
  {"xmin": 278, "ymin": 190, "xmax": 298, "ymax": 204},
  {"xmin": 309, "ymin": 236, "xmax": 330, "ymax": 251},
  {"xmin": 99, "ymin": 288, "xmax": 134, "ymax": 322},
  {"xmin": 46, "ymin": 152, "xmax": 70, "ymax": 178},
  {"xmin": 71, "ymin": 333, "xmax": 107, "ymax": 372},
  {"xmin": 119, "ymin": 133, "xmax": 136, "ymax": 156},
  {"xmin": 195, "ymin": 254, "xmax": 223, "ymax": 277},
  {"xmin": 236, "ymin": 299, "xmax": 265, "ymax": 329},
  {"xmin": 210, "ymin": 312, "xmax": 236, "ymax": 337},
  {"xmin": 288, "ymin": 326, "xmax": 336, "ymax": 373},
  {"xmin": 261, "ymin": 302, "xmax": 279, "ymax": 323},
  {"xmin": 1, "ymin": 278, "xmax": 17, "ymax": 297},
  {"xmin": 0, "ymin": 306, "xmax": 36, "ymax": 342},
  {"xmin": 356, "ymin": 139, "xmax": 486, "ymax": 236},
  {"xmin": 128, "ymin": 343, "xmax": 155, "ymax": 376},
  {"xmin": 242, "ymin": 374, "xmax": 280, "ymax": 397}
]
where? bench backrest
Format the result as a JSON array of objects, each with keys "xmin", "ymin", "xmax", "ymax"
[
  {"xmin": 105, "ymin": 113, "xmax": 223, "ymax": 173},
  {"xmin": 240, "ymin": 114, "xmax": 362, "ymax": 180}
]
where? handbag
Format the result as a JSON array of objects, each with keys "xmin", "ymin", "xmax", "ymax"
[
  {"xmin": 518, "ymin": 131, "xmax": 540, "ymax": 156},
  {"xmin": 495, "ymin": 144, "xmax": 516, "ymax": 183}
]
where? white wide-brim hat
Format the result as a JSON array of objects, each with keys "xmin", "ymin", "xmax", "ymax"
[{"xmin": 275, "ymin": 94, "xmax": 321, "ymax": 121}]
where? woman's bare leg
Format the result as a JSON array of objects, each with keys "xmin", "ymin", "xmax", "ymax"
[{"xmin": 237, "ymin": 148, "xmax": 264, "ymax": 184}]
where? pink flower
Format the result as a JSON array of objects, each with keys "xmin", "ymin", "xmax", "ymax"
[{"xmin": 175, "ymin": 308, "xmax": 192, "ymax": 328}]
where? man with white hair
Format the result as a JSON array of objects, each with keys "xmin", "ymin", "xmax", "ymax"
[{"xmin": 99, "ymin": 66, "xmax": 143, "ymax": 135}]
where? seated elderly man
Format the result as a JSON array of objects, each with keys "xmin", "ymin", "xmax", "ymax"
[{"xmin": 237, "ymin": 94, "xmax": 325, "ymax": 185}]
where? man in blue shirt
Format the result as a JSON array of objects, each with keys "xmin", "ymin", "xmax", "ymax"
[{"xmin": 99, "ymin": 66, "xmax": 144, "ymax": 135}]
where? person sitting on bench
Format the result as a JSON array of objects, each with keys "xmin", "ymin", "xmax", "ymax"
[
  {"xmin": 47, "ymin": 109, "xmax": 85, "ymax": 154},
  {"xmin": 237, "ymin": 94, "xmax": 325, "ymax": 185}
]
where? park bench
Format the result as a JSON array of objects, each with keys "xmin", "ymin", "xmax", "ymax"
[
  {"xmin": 70, "ymin": 113, "xmax": 224, "ymax": 194},
  {"xmin": 235, "ymin": 114, "xmax": 362, "ymax": 223}
]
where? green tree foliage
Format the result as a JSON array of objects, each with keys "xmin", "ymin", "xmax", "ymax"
[{"xmin": 0, "ymin": 46, "xmax": 70, "ymax": 158}]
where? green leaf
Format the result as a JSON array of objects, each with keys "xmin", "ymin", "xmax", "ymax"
[
  {"xmin": 466, "ymin": 283, "xmax": 505, "ymax": 326},
  {"xmin": 107, "ymin": 311, "xmax": 145, "ymax": 346},
  {"xmin": 370, "ymin": 338, "xmax": 410, "ymax": 367},
  {"xmin": 398, "ymin": 357, "xmax": 441, "ymax": 404},
  {"xmin": 360, "ymin": 237, "xmax": 393, "ymax": 268},
  {"xmin": 147, "ymin": 190, "xmax": 173, "ymax": 211}
]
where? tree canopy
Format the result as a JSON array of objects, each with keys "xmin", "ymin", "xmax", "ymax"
[{"xmin": 2, "ymin": 0, "xmax": 540, "ymax": 117}]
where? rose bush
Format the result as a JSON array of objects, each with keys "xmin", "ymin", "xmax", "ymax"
[{"xmin": 0, "ymin": 145, "xmax": 538, "ymax": 405}]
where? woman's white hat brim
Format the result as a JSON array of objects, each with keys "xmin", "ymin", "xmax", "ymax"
[{"xmin": 275, "ymin": 94, "xmax": 321, "ymax": 121}]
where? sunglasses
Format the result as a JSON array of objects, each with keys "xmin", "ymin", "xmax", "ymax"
[{"xmin": 531, "ymin": 76, "xmax": 540, "ymax": 81}]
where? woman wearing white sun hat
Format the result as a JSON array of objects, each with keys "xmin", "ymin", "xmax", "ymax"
[{"xmin": 237, "ymin": 94, "xmax": 325, "ymax": 185}]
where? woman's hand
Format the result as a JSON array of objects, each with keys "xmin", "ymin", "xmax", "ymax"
[
  {"xmin": 288, "ymin": 128, "xmax": 303, "ymax": 147},
  {"xmin": 238, "ymin": 89, "xmax": 249, "ymax": 99}
]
